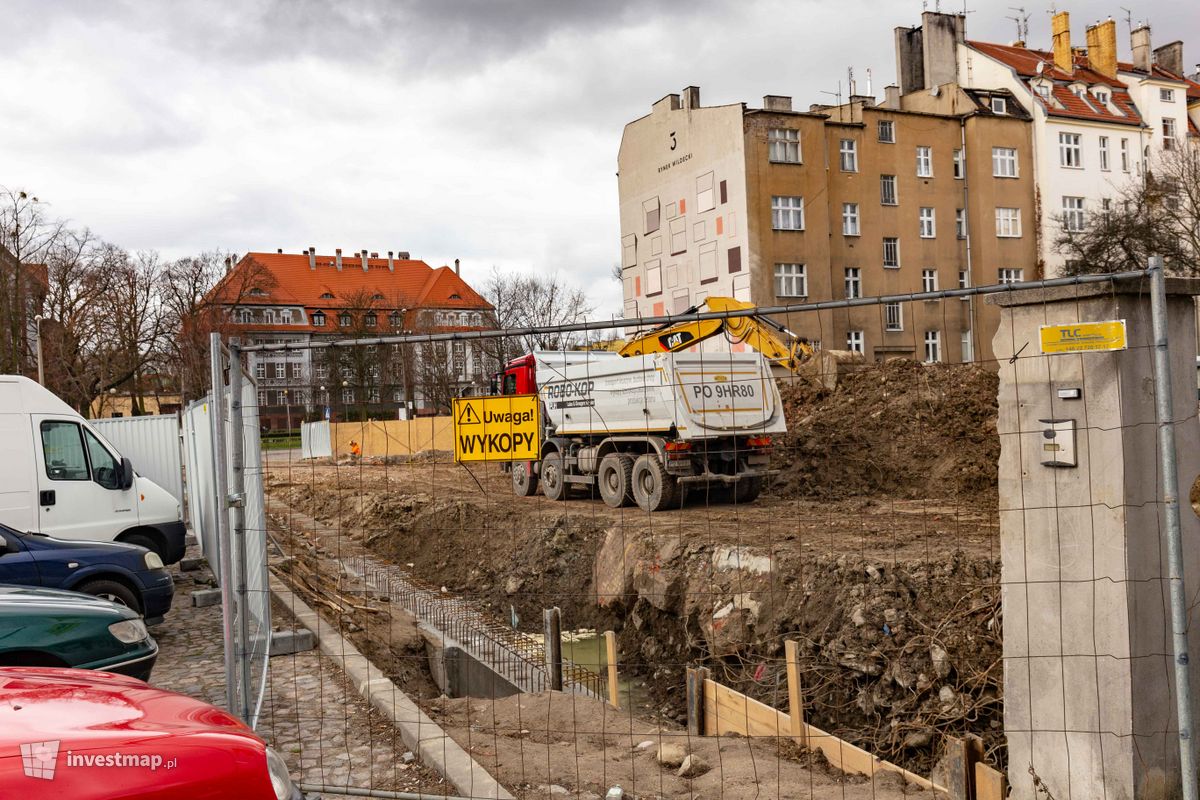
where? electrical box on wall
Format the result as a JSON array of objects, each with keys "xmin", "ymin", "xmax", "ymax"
[{"xmin": 1039, "ymin": 419, "xmax": 1077, "ymax": 467}]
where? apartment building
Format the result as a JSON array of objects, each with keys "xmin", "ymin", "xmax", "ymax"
[
  {"xmin": 210, "ymin": 249, "xmax": 493, "ymax": 428},
  {"xmin": 899, "ymin": 11, "xmax": 1200, "ymax": 276},
  {"xmin": 617, "ymin": 86, "xmax": 1036, "ymax": 365}
]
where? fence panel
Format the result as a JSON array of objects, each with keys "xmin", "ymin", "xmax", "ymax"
[
  {"xmin": 92, "ymin": 414, "xmax": 184, "ymax": 506},
  {"xmin": 299, "ymin": 420, "xmax": 332, "ymax": 459}
]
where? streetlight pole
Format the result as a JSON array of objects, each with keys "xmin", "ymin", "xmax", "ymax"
[{"xmin": 34, "ymin": 315, "xmax": 44, "ymax": 385}]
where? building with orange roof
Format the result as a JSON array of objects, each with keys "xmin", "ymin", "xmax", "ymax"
[
  {"xmin": 897, "ymin": 11, "xmax": 1200, "ymax": 276},
  {"xmin": 209, "ymin": 248, "xmax": 494, "ymax": 428}
]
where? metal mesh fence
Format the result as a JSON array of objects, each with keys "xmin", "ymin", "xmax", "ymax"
[{"xmin": 203, "ymin": 266, "xmax": 1200, "ymax": 800}]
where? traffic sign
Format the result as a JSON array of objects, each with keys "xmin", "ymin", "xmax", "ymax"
[
  {"xmin": 1039, "ymin": 320, "xmax": 1127, "ymax": 354},
  {"xmin": 452, "ymin": 394, "xmax": 540, "ymax": 463}
]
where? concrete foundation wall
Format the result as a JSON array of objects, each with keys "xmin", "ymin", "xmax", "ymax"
[{"xmin": 990, "ymin": 280, "xmax": 1200, "ymax": 800}]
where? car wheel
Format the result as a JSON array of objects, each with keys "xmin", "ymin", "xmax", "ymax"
[
  {"xmin": 78, "ymin": 579, "xmax": 143, "ymax": 615},
  {"xmin": 631, "ymin": 454, "xmax": 679, "ymax": 512}
]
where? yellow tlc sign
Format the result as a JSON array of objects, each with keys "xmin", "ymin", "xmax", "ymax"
[
  {"xmin": 452, "ymin": 394, "xmax": 540, "ymax": 462},
  {"xmin": 1039, "ymin": 320, "xmax": 1127, "ymax": 354}
]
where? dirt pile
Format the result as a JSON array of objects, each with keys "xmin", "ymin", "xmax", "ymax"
[{"xmin": 773, "ymin": 360, "xmax": 999, "ymax": 506}]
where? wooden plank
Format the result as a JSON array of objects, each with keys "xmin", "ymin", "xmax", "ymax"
[
  {"xmin": 944, "ymin": 736, "xmax": 969, "ymax": 800},
  {"xmin": 709, "ymin": 682, "xmax": 790, "ymax": 737},
  {"xmin": 974, "ymin": 762, "xmax": 1006, "ymax": 800},
  {"xmin": 603, "ymin": 631, "xmax": 619, "ymax": 709},
  {"xmin": 785, "ymin": 640, "xmax": 807, "ymax": 748}
]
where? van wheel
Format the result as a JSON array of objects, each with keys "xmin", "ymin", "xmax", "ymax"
[
  {"xmin": 632, "ymin": 454, "xmax": 679, "ymax": 512},
  {"xmin": 540, "ymin": 451, "xmax": 568, "ymax": 502},
  {"xmin": 120, "ymin": 532, "xmax": 165, "ymax": 561},
  {"xmin": 735, "ymin": 476, "xmax": 763, "ymax": 503},
  {"xmin": 512, "ymin": 461, "xmax": 539, "ymax": 497},
  {"xmin": 598, "ymin": 454, "xmax": 634, "ymax": 508},
  {"xmin": 78, "ymin": 578, "xmax": 143, "ymax": 615}
]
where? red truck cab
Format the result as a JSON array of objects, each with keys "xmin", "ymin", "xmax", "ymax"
[{"xmin": 493, "ymin": 354, "xmax": 538, "ymax": 396}]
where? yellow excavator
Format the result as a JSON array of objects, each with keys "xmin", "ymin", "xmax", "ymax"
[{"xmin": 618, "ymin": 296, "xmax": 814, "ymax": 372}]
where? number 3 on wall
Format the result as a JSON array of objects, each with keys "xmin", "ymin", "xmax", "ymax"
[{"xmin": 669, "ymin": 131, "xmax": 677, "ymax": 151}]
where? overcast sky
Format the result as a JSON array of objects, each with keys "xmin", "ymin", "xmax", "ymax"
[{"xmin": 3, "ymin": 0, "xmax": 1195, "ymax": 315}]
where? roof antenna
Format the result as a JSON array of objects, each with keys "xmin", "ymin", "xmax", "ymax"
[
  {"xmin": 1119, "ymin": 6, "xmax": 1133, "ymax": 34},
  {"xmin": 1007, "ymin": 6, "xmax": 1030, "ymax": 43}
]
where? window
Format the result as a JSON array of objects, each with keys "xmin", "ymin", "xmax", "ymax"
[
  {"xmin": 877, "ymin": 120, "xmax": 895, "ymax": 143},
  {"xmin": 280, "ymin": 309, "xmax": 292, "ymax": 324},
  {"xmin": 775, "ymin": 263, "xmax": 807, "ymax": 297},
  {"xmin": 1120, "ymin": 138, "xmax": 1130, "ymax": 171},
  {"xmin": 921, "ymin": 269, "xmax": 938, "ymax": 292},
  {"xmin": 1095, "ymin": 90, "xmax": 1109, "ymax": 105},
  {"xmin": 1163, "ymin": 118, "xmax": 1177, "ymax": 150},
  {"xmin": 884, "ymin": 302, "xmax": 903, "ymax": 331},
  {"xmin": 990, "ymin": 96, "xmax": 1007, "ymax": 114},
  {"xmin": 643, "ymin": 197, "xmax": 661, "ymax": 235},
  {"xmin": 388, "ymin": 312, "xmax": 401, "ymax": 328},
  {"xmin": 1062, "ymin": 196, "xmax": 1085, "ymax": 232},
  {"xmin": 90, "ymin": 432, "xmax": 133, "ymax": 489},
  {"xmin": 958, "ymin": 270, "xmax": 969, "ymax": 291},
  {"xmin": 364, "ymin": 312, "xmax": 377, "ymax": 327},
  {"xmin": 696, "ymin": 172, "xmax": 716, "ymax": 211},
  {"xmin": 257, "ymin": 390, "xmax": 267, "ymax": 407},
  {"xmin": 839, "ymin": 139, "xmax": 858, "ymax": 172},
  {"xmin": 953, "ymin": 148, "xmax": 965, "ymax": 179},
  {"xmin": 342, "ymin": 387, "xmax": 354, "ymax": 404},
  {"xmin": 1099, "ymin": 136, "xmax": 1110, "ymax": 170},
  {"xmin": 315, "ymin": 363, "xmax": 328, "ymax": 379},
  {"xmin": 274, "ymin": 362, "xmax": 285, "ymax": 379},
  {"xmin": 312, "ymin": 311, "xmax": 325, "ymax": 327},
  {"xmin": 1102, "ymin": 197, "xmax": 1112, "ymax": 212},
  {"xmin": 239, "ymin": 309, "xmax": 252, "ymax": 324},
  {"xmin": 846, "ymin": 331, "xmax": 864, "ymax": 353},
  {"xmin": 320, "ymin": 292, "xmax": 335, "ymax": 299},
  {"xmin": 882, "ymin": 237, "xmax": 900, "ymax": 268},
  {"xmin": 992, "ymin": 147, "xmax": 1018, "ymax": 177},
  {"xmin": 768, "ymin": 129, "xmax": 801, "ymax": 163},
  {"xmin": 844, "ymin": 268, "xmax": 862, "ymax": 299},
  {"xmin": 917, "ymin": 146, "xmax": 933, "ymax": 177},
  {"xmin": 956, "ymin": 208, "xmax": 967, "ymax": 239},
  {"xmin": 771, "ymin": 196, "xmax": 805, "ymax": 230},
  {"xmin": 880, "ymin": 175, "xmax": 897, "ymax": 205},
  {"xmin": 995, "ymin": 207, "xmax": 1022, "ymax": 237},
  {"xmin": 290, "ymin": 362, "xmax": 302, "ymax": 379},
  {"xmin": 1059, "ymin": 132, "xmax": 1082, "ymax": 167},
  {"xmin": 919, "ymin": 207, "xmax": 936, "ymax": 238},
  {"xmin": 842, "ymin": 203, "xmax": 860, "ymax": 236},
  {"xmin": 339, "ymin": 313, "xmax": 351, "ymax": 327},
  {"xmin": 262, "ymin": 309, "xmax": 274, "ymax": 325},
  {"xmin": 999, "ymin": 268, "xmax": 1024, "ymax": 284},
  {"xmin": 40, "ymin": 421, "xmax": 89, "ymax": 481},
  {"xmin": 1035, "ymin": 82, "xmax": 1051, "ymax": 100},
  {"xmin": 255, "ymin": 362, "xmax": 266, "ymax": 380},
  {"xmin": 924, "ymin": 330, "xmax": 941, "ymax": 363},
  {"xmin": 1160, "ymin": 88, "xmax": 1175, "ymax": 102}
]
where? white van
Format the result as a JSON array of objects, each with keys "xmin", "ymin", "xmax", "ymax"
[{"xmin": 0, "ymin": 375, "xmax": 186, "ymax": 564}]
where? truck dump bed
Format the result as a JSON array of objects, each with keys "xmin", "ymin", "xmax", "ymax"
[{"xmin": 535, "ymin": 351, "xmax": 785, "ymax": 439}]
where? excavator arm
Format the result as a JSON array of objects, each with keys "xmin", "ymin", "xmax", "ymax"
[{"xmin": 618, "ymin": 296, "xmax": 814, "ymax": 372}]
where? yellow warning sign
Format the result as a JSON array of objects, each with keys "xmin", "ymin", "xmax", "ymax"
[
  {"xmin": 452, "ymin": 394, "xmax": 540, "ymax": 463},
  {"xmin": 1039, "ymin": 320, "xmax": 1128, "ymax": 354}
]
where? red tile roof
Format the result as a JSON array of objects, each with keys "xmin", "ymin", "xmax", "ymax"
[{"xmin": 966, "ymin": 40, "xmax": 1144, "ymax": 126}]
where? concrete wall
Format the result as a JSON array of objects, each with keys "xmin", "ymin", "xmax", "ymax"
[{"xmin": 990, "ymin": 278, "xmax": 1200, "ymax": 799}]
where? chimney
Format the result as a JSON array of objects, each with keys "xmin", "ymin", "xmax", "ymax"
[
  {"xmin": 276, "ymin": 248, "xmax": 283, "ymax": 254},
  {"xmin": 921, "ymin": 12, "xmax": 964, "ymax": 89},
  {"xmin": 387, "ymin": 251, "xmax": 394, "ymax": 271},
  {"xmin": 884, "ymin": 84, "xmax": 901, "ymax": 108},
  {"xmin": 361, "ymin": 249, "xmax": 369, "ymax": 272},
  {"xmin": 1155, "ymin": 41, "xmax": 1184, "ymax": 76},
  {"xmin": 895, "ymin": 24, "xmax": 925, "ymax": 94},
  {"xmin": 1051, "ymin": 11, "xmax": 1072, "ymax": 73},
  {"xmin": 397, "ymin": 251, "xmax": 410, "ymax": 260},
  {"xmin": 762, "ymin": 95, "xmax": 793, "ymax": 112},
  {"xmin": 224, "ymin": 256, "xmax": 232, "ymax": 273},
  {"xmin": 681, "ymin": 86, "xmax": 701, "ymax": 109},
  {"xmin": 307, "ymin": 247, "xmax": 316, "ymax": 270},
  {"xmin": 1132, "ymin": 24, "xmax": 1152, "ymax": 73},
  {"xmin": 1085, "ymin": 19, "xmax": 1118, "ymax": 77},
  {"xmin": 454, "ymin": 258, "xmax": 460, "ymax": 276},
  {"xmin": 651, "ymin": 93, "xmax": 682, "ymax": 114},
  {"xmin": 335, "ymin": 248, "xmax": 343, "ymax": 270}
]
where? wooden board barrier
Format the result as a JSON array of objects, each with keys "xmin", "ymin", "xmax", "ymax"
[
  {"xmin": 604, "ymin": 631, "xmax": 619, "ymax": 709},
  {"xmin": 701, "ymin": 677, "xmax": 941, "ymax": 793},
  {"xmin": 974, "ymin": 761, "xmax": 1006, "ymax": 800}
]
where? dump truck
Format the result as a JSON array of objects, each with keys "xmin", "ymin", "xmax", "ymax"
[{"xmin": 495, "ymin": 350, "xmax": 786, "ymax": 512}]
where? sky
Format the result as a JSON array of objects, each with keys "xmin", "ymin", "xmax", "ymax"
[{"xmin": 3, "ymin": 0, "xmax": 1196, "ymax": 316}]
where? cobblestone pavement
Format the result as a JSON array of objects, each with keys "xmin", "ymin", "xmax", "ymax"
[{"xmin": 151, "ymin": 548, "xmax": 452, "ymax": 798}]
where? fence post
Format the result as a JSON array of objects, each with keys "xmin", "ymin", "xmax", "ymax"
[
  {"xmin": 784, "ymin": 639, "xmax": 806, "ymax": 747},
  {"xmin": 227, "ymin": 341, "xmax": 253, "ymax": 723},
  {"xmin": 686, "ymin": 667, "xmax": 709, "ymax": 736},
  {"xmin": 1150, "ymin": 255, "xmax": 1200, "ymax": 800},
  {"xmin": 208, "ymin": 333, "xmax": 239, "ymax": 718},
  {"xmin": 543, "ymin": 607, "xmax": 563, "ymax": 691},
  {"xmin": 604, "ymin": 630, "xmax": 619, "ymax": 708}
]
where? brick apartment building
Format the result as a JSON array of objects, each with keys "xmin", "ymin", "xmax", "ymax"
[
  {"xmin": 617, "ymin": 85, "xmax": 1037, "ymax": 365},
  {"xmin": 211, "ymin": 249, "xmax": 494, "ymax": 428}
]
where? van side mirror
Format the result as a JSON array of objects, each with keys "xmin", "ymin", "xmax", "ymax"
[{"xmin": 119, "ymin": 457, "xmax": 135, "ymax": 491}]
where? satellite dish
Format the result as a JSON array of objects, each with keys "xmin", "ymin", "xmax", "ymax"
[
  {"xmin": 930, "ymin": 84, "xmax": 941, "ymax": 97},
  {"xmin": 1037, "ymin": 61, "xmax": 1045, "ymax": 75}
]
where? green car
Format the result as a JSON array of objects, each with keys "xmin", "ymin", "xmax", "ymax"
[{"xmin": 0, "ymin": 584, "xmax": 158, "ymax": 680}]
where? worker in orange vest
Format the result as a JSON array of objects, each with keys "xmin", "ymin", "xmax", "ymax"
[{"xmin": 349, "ymin": 439, "xmax": 361, "ymax": 460}]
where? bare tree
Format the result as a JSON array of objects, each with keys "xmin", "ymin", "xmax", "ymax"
[
  {"xmin": 1056, "ymin": 145, "xmax": 1200, "ymax": 275},
  {"xmin": 0, "ymin": 188, "xmax": 64, "ymax": 374},
  {"xmin": 481, "ymin": 269, "xmax": 594, "ymax": 369}
]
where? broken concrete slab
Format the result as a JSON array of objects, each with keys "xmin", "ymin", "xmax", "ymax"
[
  {"xmin": 269, "ymin": 628, "xmax": 315, "ymax": 657},
  {"xmin": 191, "ymin": 588, "xmax": 222, "ymax": 608}
]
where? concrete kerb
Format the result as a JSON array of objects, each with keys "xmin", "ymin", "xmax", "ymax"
[{"xmin": 268, "ymin": 574, "xmax": 515, "ymax": 800}]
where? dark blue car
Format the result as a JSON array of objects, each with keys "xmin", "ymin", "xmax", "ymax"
[{"xmin": 0, "ymin": 524, "xmax": 174, "ymax": 624}]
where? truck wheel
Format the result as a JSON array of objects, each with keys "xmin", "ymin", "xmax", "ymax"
[
  {"xmin": 78, "ymin": 578, "xmax": 143, "ymax": 615},
  {"xmin": 735, "ymin": 476, "xmax": 764, "ymax": 503},
  {"xmin": 632, "ymin": 454, "xmax": 679, "ymax": 512},
  {"xmin": 598, "ymin": 454, "xmax": 634, "ymax": 508},
  {"xmin": 540, "ymin": 451, "xmax": 568, "ymax": 501},
  {"xmin": 512, "ymin": 461, "xmax": 539, "ymax": 497}
]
